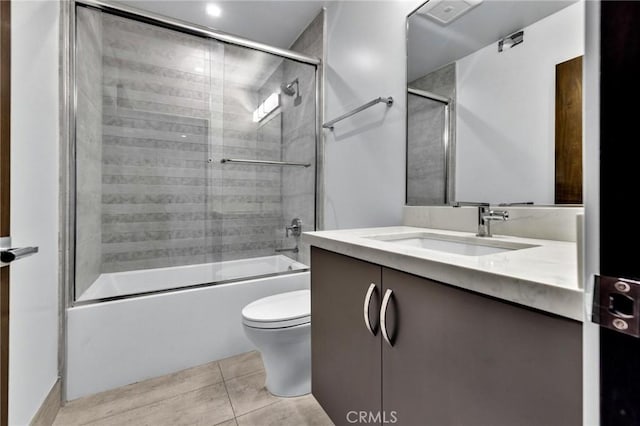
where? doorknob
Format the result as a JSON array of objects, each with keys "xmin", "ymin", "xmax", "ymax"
[{"xmin": 0, "ymin": 237, "xmax": 38, "ymax": 267}]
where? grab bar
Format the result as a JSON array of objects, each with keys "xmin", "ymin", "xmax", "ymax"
[
  {"xmin": 220, "ymin": 158, "xmax": 311, "ymax": 168},
  {"xmin": 322, "ymin": 96, "xmax": 394, "ymax": 131}
]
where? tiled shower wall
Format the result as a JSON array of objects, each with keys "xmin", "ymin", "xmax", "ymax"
[
  {"xmin": 281, "ymin": 12, "xmax": 323, "ymax": 265},
  {"xmin": 100, "ymin": 14, "xmax": 221, "ymax": 273},
  {"xmin": 220, "ymin": 45, "xmax": 285, "ymax": 263},
  {"xmin": 75, "ymin": 7, "xmax": 103, "ymax": 297},
  {"xmin": 74, "ymin": 8, "xmax": 320, "ymax": 295},
  {"xmin": 407, "ymin": 63, "xmax": 456, "ymax": 205},
  {"xmin": 258, "ymin": 11, "xmax": 323, "ymax": 266}
]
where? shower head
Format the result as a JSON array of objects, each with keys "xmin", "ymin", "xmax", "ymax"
[{"xmin": 280, "ymin": 78, "xmax": 298, "ymax": 96}]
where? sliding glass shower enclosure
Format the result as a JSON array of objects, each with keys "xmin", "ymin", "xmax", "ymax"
[{"xmin": 72, "ymin": 3, "xmax": 319, "ymax": 303}]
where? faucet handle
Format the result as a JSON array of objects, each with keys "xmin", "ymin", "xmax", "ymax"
[
  {"xmin": 285, "ymin": 218, "xmax": 302, "ymax": 238},
  {"xmin": 484, "ymin": 210, "xmax": 509, "ymax": 221}
]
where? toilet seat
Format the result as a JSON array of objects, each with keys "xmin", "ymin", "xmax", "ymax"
[{"xmin": 242, "ymin": 290, "xmax": 310, "ymax": 329}]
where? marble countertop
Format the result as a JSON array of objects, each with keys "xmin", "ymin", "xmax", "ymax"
[{"xmin": 302, "ymin": 226, "xmax": 584, "ymax": 321}]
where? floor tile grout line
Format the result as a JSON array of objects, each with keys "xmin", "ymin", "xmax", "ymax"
[
  {"xmin": 233, "ymin": 398, "xmax": 283, "ymax": 422},
  {"xmin": 220, "ymin": 363, "xmax": 239, "ymax": 421},
  {"xmin": 221, "ymin": 367, "xmax": 265, "ymax": 384}
]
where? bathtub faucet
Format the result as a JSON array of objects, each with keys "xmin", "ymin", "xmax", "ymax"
[{"xmin": 275, "ymin": 246, "xmax": 299, "ymax": 254}]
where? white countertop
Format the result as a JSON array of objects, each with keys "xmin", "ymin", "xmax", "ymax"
[{"xmin": 302, "ymin": 226, "xmax": 584, "ymax": 321}]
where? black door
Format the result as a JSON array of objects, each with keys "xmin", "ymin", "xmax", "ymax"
[
  {"xmin": 599, "ymin": 2, "xmax": 640, "ymax": 425},
  {"xmin": 0, "ymin": 2, "xmax": 10, "ymax": 425}
]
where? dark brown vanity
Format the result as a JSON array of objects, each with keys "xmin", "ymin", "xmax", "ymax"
[{"xmin": 311, "ymin": 247, "xmax": 582, "ymax": 426}]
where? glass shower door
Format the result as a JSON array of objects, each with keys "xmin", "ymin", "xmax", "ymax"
[
  {"xmin": 216, "ymin": 45, "xmax": 317, "ymax": 271},
  {"xmin": 74, "ymin": 7, "xmax": 221, "ymax": 301}
]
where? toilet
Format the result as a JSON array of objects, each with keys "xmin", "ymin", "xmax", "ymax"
[{"xmin": 241, "ymin": 289, "xmax": 311, "ymax": 397}]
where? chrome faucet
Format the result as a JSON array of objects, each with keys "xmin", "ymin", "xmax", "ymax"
[
  {"xmin": 285, "ymin": 218, "xmax": 302, "ymax": 238},
  {"xmin": 453, "ymin": 202, "xmax": 509, "ymax": 237}
]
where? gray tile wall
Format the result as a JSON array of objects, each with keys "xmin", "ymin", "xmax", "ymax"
[
  {"xmin": 75, "ymin": 10, "xmax": 321, "ymax": 297},
  {"xmin": 75, "ymin": 7, "xmax": 103, "ymax": 297},
  {"xmin": 280, "ymin": 11, "xmax": 323, "ymax": 266},
  {"xmin": 407, "ymin": 63, "xmax": 456, "ymax": 206},
  {"xmin": 100, "ymin": 14, "xmax": 218, "ymax": 273},
  {"xmin": 220, "ymin": 45, "xmax": 284, "ymax": 262}
]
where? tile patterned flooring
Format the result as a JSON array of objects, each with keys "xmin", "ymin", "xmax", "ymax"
[{"xmin": 53, "ymin": 351, "xmax": 334, "ymax": 426}]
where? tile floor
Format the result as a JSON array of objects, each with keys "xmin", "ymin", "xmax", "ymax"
[{"xmin": 53, "ymin": 351, "xmax": 334, "ymax": 426}]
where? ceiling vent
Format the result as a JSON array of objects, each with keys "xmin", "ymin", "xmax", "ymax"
[{"xmin": 418, "ymin": 0, "xmax": 483, "ymax": 25}]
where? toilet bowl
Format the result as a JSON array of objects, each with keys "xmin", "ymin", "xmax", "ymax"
[{"xmin": 242, "ymin": 289, "xmax": 310, "ymax": 397}]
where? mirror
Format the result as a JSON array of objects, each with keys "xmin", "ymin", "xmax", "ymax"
[{"xmin": 406, "ymin": 0, "xmax": 584, "ymax": 206}]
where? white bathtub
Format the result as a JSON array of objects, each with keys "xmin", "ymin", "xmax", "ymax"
[
  {"xmin": 66, "ymin": 255, "xmax": 309, "ymax": 400},
  {"xmin": 77, "ymin": 255, "xmax": 308, "ymax": 302}
]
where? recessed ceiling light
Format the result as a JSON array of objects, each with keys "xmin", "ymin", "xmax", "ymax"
[
  {"xmin": 418, "ymin": 0, "xmax": 483, "ymax": 25},
  {"xmin": 206, "ymin": 4, "xmax": 221, "ymax": 17},
  {"xmin": 194, "ymin": 67, "xmax": 204, "ymax": 73}
]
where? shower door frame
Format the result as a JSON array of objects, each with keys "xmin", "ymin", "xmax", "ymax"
[
  {"xmin": 62, "ymin": 3, "xmax": 323, "ymax": 305},
  {"xmin": 405, "ymin": 88, "xmax": 453, "ymax": 206}
]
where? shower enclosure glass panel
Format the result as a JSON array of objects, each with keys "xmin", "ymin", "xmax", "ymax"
[
  {"xmin": 220, "ymin": 44, "xmax": 317, "ymax": 263},
  {"xmin": 74, "ymin": 6, "xmax": 316, "ymax": 303},
  {"xmin": 406, "ymin": 92, "xmax": 449, "ymax": 205}
]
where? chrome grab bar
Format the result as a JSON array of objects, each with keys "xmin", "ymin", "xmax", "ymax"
[
  {"xmin": 322, "ymin": 96, "xmax": 394, "ymax": 131},
  {"xmin": 363, "ymin": 283, "xmax": 378, "ymax": 336},
  {"xmin": 220, "ymin": 158, "xmax": 311, "ymax": 168},
  {"xmin": 380, "ymin": 289, "xmax": 394, "ymax": 347}
]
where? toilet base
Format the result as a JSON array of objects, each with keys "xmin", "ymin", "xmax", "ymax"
[{"xmin": 243, "ymin": 322, "xmax": 311, "ymax": 397}]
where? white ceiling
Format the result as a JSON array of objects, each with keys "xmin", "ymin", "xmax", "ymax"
[
  {"xmin": 408, "ymin": 0, "xmax": 578, "ymax": 81},
  {"xmin": 116, "ymin": 0, "xmax": 326, "ymax": 50}
]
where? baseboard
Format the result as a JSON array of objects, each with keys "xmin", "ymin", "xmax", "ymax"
[{"xmin": 30, "ymin": 379, "xmax": 61, "ymax": 426}]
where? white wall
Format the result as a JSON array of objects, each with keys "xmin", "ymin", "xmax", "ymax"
[
  {"xmin": 323, "ymin": 1, "xmax": 416, "ymax": 229},
  {"xmin": 324, "ymin": 2, "xmax": 596, "ymax": 423},
  {"xmin": 582, "ymin": 1, "xmax": 600, "ymax": 424},
  {"xmin": 10, "ymin": 1, "xmax": 60, "ymax": 424},
  {"xmin": 455, "ymin": 2, "xmax": 584, "ymax": 204}
]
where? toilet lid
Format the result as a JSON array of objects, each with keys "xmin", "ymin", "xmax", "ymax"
[{"xmin": 242, "ymin": 290, "xmax": 310, "ymax": 329}]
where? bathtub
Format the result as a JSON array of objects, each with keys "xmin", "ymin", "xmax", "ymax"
[{"xmin": 66, "ymin": 255, "xmax": 310, "ymax": 400}]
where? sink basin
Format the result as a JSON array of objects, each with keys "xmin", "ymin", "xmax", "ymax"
[{"xmin": 366, "ymin": 232, "xmax": 538, "ymax": 256}]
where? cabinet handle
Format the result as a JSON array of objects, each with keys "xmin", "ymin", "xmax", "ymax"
[
  {"xmin": 363, "ymin": 283, "xmax": 378, "ymax": 336},
  {"xmin": 380, "ymin": 289, "xmax": 394, "ymax": 347}
]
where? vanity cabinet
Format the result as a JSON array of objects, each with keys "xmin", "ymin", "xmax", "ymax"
[
  {"xmin": 311, "ymin": 248, "xmax": 382, "ymax": 425},
  {"xmin": 311, "ymin": 247, "xmax": 582, "ymax": 426}
]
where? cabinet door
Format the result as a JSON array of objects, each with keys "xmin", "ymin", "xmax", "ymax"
[
  {"xmin": 381, "ymin": 267, "xmax": 582, "ymax": 426},
  {"xmin": 311, "ymin": 247, "xmax": 382, "ymax": 426}
]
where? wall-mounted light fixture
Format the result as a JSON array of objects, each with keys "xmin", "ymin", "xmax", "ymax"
[
  {"xmin": 252, "ymin": 93, "xmax": 280, "ymax": 123},
  {"xmin": 498, "ymin": 30, "xmax": 524, "ymax": 52}
]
